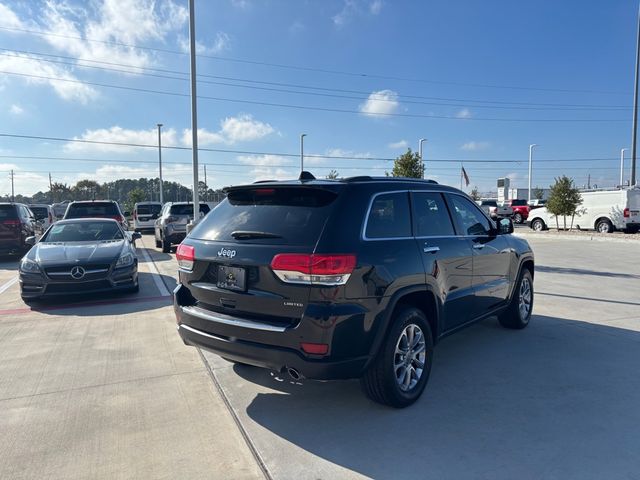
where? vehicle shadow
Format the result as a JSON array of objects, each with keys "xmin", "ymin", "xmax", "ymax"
[
  {"xmin": 136, "ymin": 246, "xmax": 174, "ymax": 262},
  {"xmin": 233, "ymin": 315, "xmax": 640, "ymax": 479},
  {"xmin": 536, "ymin": 264, "xmax": 640, "ymax": 280},
  {"xmin": 24, "ymin": 272, "xmax": 174, "ymax": 317}
]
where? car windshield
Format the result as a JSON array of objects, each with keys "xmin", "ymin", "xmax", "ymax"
[
  {"xmin": 42, "ymin": 221, "xmax": 124, "ymax": 242},
  {"xmin": 510, "ymin": 199, "xmax": 527, "ymax": 206},
  {"xmin": 29, "ymin": 207, "xmax": 49, "ymax": 220},
  {"xmin": 482, "ymin": 201, "xmax": 497, "ymax": 207},
  {"xmin": 65, "ymin": 202, "xmax": 119, "ymax": 218}
]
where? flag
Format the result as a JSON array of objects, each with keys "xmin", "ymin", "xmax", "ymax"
[{"xmin": 461, "ymin": 166, "xmax": 470, "ymax": 187}]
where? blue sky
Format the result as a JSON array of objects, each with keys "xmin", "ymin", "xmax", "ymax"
[{"xmin": 0, "ymin": 0, "xmax": 637, "ymax": 196}]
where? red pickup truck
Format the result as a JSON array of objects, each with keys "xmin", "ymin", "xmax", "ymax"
[{"xmin": 503, "ymin": 199, "xmax": 530, "ymax": 224}]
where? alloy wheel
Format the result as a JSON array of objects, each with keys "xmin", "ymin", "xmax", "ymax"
[
  {"xmin": 518, "ymin": 277, "xmax": 532, "ymax": 320},
  {"xmin": 394, "ymin": 324, "xmax": 427, "ymax": 392}
]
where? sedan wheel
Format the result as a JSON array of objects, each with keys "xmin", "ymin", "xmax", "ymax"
[{"xmin": 514, "ymin": 213, "xmax": 523, "ymax": 224}]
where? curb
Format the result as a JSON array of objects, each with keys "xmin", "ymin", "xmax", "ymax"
[{"xmin": 513, "ymin": 230, "xmax": 640, "ymax": 244}]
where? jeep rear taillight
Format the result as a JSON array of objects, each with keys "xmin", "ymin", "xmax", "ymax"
[
  {"xmin": 624, "ymin": 207, "xmax": 630, "ymax": 218},
  {"xmin": 176, "ymin": 244, "xmax": 195, "ymax": 271},
  {"xmin": 270, "ymin": 253, "xmax": 356, "ymax": 286}
]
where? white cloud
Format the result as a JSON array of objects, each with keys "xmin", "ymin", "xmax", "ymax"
[
  {"xmin": 0, "ymin": 3, "xmax": 24, "ymax": 28},
  {"xmin": 65, "ymin": 126, "xmax": 178, "ymax": 152},
  {"xmin": 456, "ymin": 108, "xmax": 472, "ymax": 119},
  {"xmin": 289, "ymin": 21, "xmax": 305, "ymax": 35},
  {"xmin": 359, "ymin": 89, "xmax": 400, "ymax": 117},
  {"xmin": 0, "ymin": 53, "xmax": 97, "ymax": 103},
  {"xmin": 9, "ymin": 104, "xmax": 24, "ymax": 115},
  {"xmin": 370, "ymin": 0, "xmax": 383, "ymax": 15},
  {"xmin": 231, "ymin": 0, "xmax": 250, "ymax": 9},
  {"xmin": 388, "ymin": 140, "xmax": 408, "ymax": 149},
  {"xmin": 0, "ymin": 163, "xmax": 51, "ymax": 196},
  {"xmin": 237, "ymin": 155, "xmax": 293, "ymax": 182},
  {"xmin": 460, "ymin": 141, "xmax": 490, "ymax": 151},
  {"xmin": 333, "ymin": 0, "xmax": 357, "ymax": 26},
  {"xmin": 183, "ymin": 114, "xmax": 275, "ymax": 146},
  {"xmin": 178, "ymin": 31, "xmax": 230, "ymax": 55},
  {"xmin": 237, "ymin": 154, "xmax": 291, "ymax": 167}
]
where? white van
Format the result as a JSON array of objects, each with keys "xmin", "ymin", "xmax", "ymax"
[
  {"xmin": 28, "ymin": 204, "xmax": 55, "ymax": 230},
  {"xmin": 528, "ymin": 188, "xmax": 640, "ymax": 233},
  {"xmin": 133, "ymin": 202, "xmax": 163, "ymax": 232}
]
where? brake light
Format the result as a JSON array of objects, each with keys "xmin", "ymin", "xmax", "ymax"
[
  {"xmin": 300, "ymin": 342, "xmax": 329, "ymax": 355},
  {"xmin": 270, "ymin": 253, "xmax": 356, "ymax": 285},
  {"xmin": 176, "ymin": 244, "xmax": 195, "ymax": 270},
  {"xmin": 624, "ymin": 207, "xmax": 630, "ymax": 218},
  {"xmin": 254, "ymin": 188, "xmax": 275, "ymax": 195},
  {"xmin": 2, "ymin": 219, "xmax": 20, "ymax": 226}
]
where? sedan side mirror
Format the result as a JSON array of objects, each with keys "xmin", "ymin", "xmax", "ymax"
[
  {"xmin": 131, "ymin": 232, "xmax": 142, "ymax": 242},
  {"xmin": 25, "ymin": 236, "xmax": 36, "ymax": 246},
  {"xmin": 498, "ymin": 218, "xmax": 514, "ymax": 235}
]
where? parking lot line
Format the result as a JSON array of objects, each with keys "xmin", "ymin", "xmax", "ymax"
[
  {"xmin": 139, "ymin": 247, "xmax": 171, "ymax": 297},
  {"xmin": 0, "ymin": 276, "xmax": 17, "ymax": 295}
]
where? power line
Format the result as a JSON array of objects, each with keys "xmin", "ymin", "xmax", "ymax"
[
  {"xmin": 0, "ymin": 25, "xmax": 625, "ymax": 96},
  {"xmin": 0, "ymin": 70, "xmax": 627, "ymax": 122}
]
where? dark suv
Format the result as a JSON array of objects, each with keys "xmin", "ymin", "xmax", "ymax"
[
  {"xmin": 0, "ymin": 203, "xmax": 38, "ymax": 255},
  {"xmin": 63, "ymin": 200, "xmax": 127, "ymax": 228},
  {"xmin": 174, "ymin": 175, "xmax": 535, "ymax": 407}
]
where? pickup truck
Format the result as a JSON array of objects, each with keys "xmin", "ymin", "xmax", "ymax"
[
  {"xmin": 502, "ymin": 199, "xmax": 530, "ymax": 224},
  {"xmin": 476, "ymin": 199, "xmax": 513, "ymax": 219}
]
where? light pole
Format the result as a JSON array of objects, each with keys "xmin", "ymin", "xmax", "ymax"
[
  {"xmin": 621, "ymin": 148, "xmax": 629, "ymax": 187},
  {"xmin": 300, "ymin": 133, "xmax": 306, "ymax": 173},
  {"xmin": 631, "ymin": 1, "xmax": 640, "ymax": 186},
  {"xmin": 418, "ymin": 138, "xmax": 427, "ymax": 178},
  {"xmin": 528, "ymin": 144, "xmax": 538, "ymax": 202},
  {"xmin": 157, "ymin": 123, "xmax": 164, "ymax": 205},
  {"xmin": 188, "ymin": 0, "xmax": 199, "ymax": 224}
]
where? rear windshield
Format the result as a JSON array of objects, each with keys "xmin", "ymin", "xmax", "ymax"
[
  {"xmin": 43, "ymin": 221, "xmax": 124, "ymax": 242},
  {"xmin": 65, "ymin": 202, "xmax": 119, "ymax": 218},
  {"xmin": 30, "ymin": 207, "xmax": 49, "ymax": 220},
  {"xmin": 510, "ymin": 199, "xmax": 527, "ymax": 206},
  {"xmin": 189, "ymin": 187, "xmax": 338, "ymax": 245},
  {"xmin": 481, "ymin": 201, "xmax": 497, "ymax": 207},
  {"xmin": 137, "ymin": 204, "xmax": 162, "ymax": 215},
  {"xmin": 0, "ymin": 205, "xmax": 18, "ymax": 219},
  {"xmin": 169, "ymin": 204, "xmax": 210, "ymax": 215}
]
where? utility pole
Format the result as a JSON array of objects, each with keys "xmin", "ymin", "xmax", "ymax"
[
  {"xmin": 204, "ymin": 165, "xmax": 208, "ymax": 201},
  {"xmin": 10, "ymin": 170, "xmax": 14, "ymax": 202},
  {"xmin": 588, "ymin": 174, "xmax": 591, "ymax": 189},
  {"xmin": 621, "ymin": 148, "xmax": 629, "ymax": 187},
  {"xmin": 188, "ymin": 0, "xmax": 200, "ymax": 223},
  {"xmin": 300, "ymin": 133, "xmax": 306, "ymax": 173},
  {"xmin": 418, "ymin": 138, "xmax": 427, "ymax": 179},
  {"xmin": 49, "ymin": 172, "xmax": 53, "ymax": 203},
  {"xmin": 528, "ymin": 144, "xmax": 538, "ymax": 202},
  {"xmin": 632, "ymin": 1, "xmax": 640, "ymax": 186},
  {"xmin": 157, "ymin": 123, "xmax": 164, "ymax": 205}
]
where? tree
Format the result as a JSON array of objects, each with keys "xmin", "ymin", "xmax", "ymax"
[
  {"xmin": 470, "ymin": 186, "xmax": 481, "ymax": 201},
  {"xmin": 532, "ymin": 186, "xmax": 544, "ymax": 200},
  {"xmin": 126, "ymin": 188, "xmax": 146, "ymax": 213},
  {"xmin": 546, "ymin": 176, "xmax": 582, "ymax": 231},
  {"xmin": 72, "ymin": 180, "xmax": 100, "ymax": 200},
  {"xmin": 326, "ymin": 169, "xmax": 339, "ymax": 180},
  {"xmin": 50, "ymin": 182, "xmax": 71, "ymax": 203},
  {"xmin": 387, "ymin": 148, "xmax": 423, "ymax": 178}
]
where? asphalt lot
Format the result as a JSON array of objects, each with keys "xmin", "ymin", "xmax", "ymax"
[{"xmin": 1, "ymin": 233, "xmax": 639, "ymax": 479}]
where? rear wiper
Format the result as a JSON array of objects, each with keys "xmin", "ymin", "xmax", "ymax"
[{"xmin": 231, "ymin": 230, "xmax": 282, "ymax": 239}]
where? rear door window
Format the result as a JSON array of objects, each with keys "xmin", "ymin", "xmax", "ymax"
[
  {"xmin": 365, "ymin": 192, "xmax": 411, "ymax": 239},
  {"xmin": 411, "ymin": 192, "xmax": 455, "ymax": 237},
  {"xmin": 189, "ymin": 187, "xmax": 339, "ymax": 246}
]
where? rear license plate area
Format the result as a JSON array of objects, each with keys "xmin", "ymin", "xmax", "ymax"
[{"xmin": 217, "ymin": 265, "xmax": 246, "ymax": 292}]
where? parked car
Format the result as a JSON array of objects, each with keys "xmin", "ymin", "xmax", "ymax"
[
  {"xmin": 19, "ymin": 219, "xmax": 141, "ymax": 301},
  {"xmin": 528, "ymin": 199, "xmax": 547, "ymax": 209},
  {"xmin": 476, "ymin": 199, "xmax": 513, "ymax": 219},
  {"xmin": 502, "ymin": 199, "xmax": 530, "ymax": 224},
  {"xmin": 63, "ymin": 200, "xmax": 127, "ymax": 229},
  {"xmin": 133, "ymin": 201, "xmax": 162, "ymax": 232},
  {"xmin": 154, "ymin": 201, "xmax": 215, "ymax": 253},
  {"xmin": 28, "ymin": 204, "xmax": 55, "ymax": 230},
  {"xmin": 173, "ymin": 174, "xmax": 535, "ymax": 408},
  {"xmin": 527, "ymin": 188, "xmax": 640, "ymax": 233},
  {"xmin": 0, "ymin": 203, "xmax": 39, "ymax": 255}
]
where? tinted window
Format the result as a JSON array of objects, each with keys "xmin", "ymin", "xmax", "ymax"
[
  {"xmin": 0, "ymin": 205, "xmax": 17, "ymax": 220},
  {"xmin": 365, "ymin": 192, "xmax": 411, "ymax": 239},
  {"xmin": 30, "ymin": 207, "xmax": 49, "ymax": 220},
  {"xmin": 412, "ymin": 192, "xmax": 455, "ymax": 237},
  {"xmin": 66, "ymin": 202, "xmax": 119, "ymax": 218},
  {"xmin": 481, "ymin": 200, "xmax": 497, "ymax": 207},
  {"xmin": 169, "ymin": 204, "xmax": 210, "ymax": 215},
  {"xmin": 448, "ymin": 195, "xmax": 492, "ymax": 236},
  {"xmin": 136, "ymin": 204, "xmax": 162, "ymax": 215},
  {"xmin": 43, "ymin": 221, "xmax": 124, "ymax": 242},
  {"xmin": 510, "ymin": 199, "xmax": 527, "ymax": 206},
  {"xmin": 189, "ymin": 187, "xmax": 339, "ymax": 246}
]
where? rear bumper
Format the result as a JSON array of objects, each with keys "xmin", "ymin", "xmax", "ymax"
[{"xmin": 164, "ymin": 230, "xmax": 186, "ymax": 245}]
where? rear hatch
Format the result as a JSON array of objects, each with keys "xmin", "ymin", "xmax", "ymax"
[
  {"xmin": 167, "ymin": 203, "xmax": 211, "ymax": 231},
  {"xmin": 627, "ymin": 190, "xmax": 640, "ymax": 222},
  {"xmin": 135, "ymin": 204, "xmax": 161, "ymax": 226},
  {"xmin": 65, "ymin": 202, "xmax": 122, "ymax": 221},
  {"xmin": 0, "ymin": 205, "xmax": 20, "ymax": 244},
  {"xmin": 181, "ymin": 185, "xmax": 343, "ymax": 328}
]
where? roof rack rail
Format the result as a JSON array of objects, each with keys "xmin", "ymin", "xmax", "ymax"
[{"xmin": 343, "ymin": 176, "xmax": 373, "ymax": 182}]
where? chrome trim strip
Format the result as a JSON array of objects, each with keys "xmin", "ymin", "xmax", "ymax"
[
  {"xmin": 179, "ymin": 324, "xmax": 229, "ymax": 342},
  {"xmin": 180, "ymin": 305, "xmax": 287, "ymax": 332},
  {"xmin": 46, "ymin": 268, "xmax": 109, "ymax": 276}
]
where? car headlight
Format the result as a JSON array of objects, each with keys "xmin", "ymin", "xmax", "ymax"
[
  {"xmin": 20, "ymin": 258, "xmax": 40, "ymax": 273},
  {"xmin": 115, "ymin": 252, "xmax": 134, "ymax": 268}
]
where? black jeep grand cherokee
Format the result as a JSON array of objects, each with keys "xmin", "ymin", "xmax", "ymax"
[{"xmin": 174, "ymin": 174, "xmax": 534, "ymax": 407}]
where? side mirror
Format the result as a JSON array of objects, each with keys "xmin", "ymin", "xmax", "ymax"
[
  {"xmin": 498, "ymin": 218, "xmax": 514, "ymax": 235},
  {"xmin": 131, "ymin": 232, "xmax": 142, "ymax": 241},
  {"xmin": 25, "ymin": 236, "xmax": 36, "ymax": 246}
]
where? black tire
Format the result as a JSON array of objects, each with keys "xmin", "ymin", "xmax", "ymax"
[
  {"xmin": 161, "ymin": 237, "xmax": 171, "ymax": 253},
  {"xmin": 623, "ymin": 226, "xmax": 639, "ymax": 234},
  {"xmin": 360, "ymin": 307, "xmax": 434, "ymax": 408},
  {"xmin": 595, "ymin": 218, "xmax": 613, "ymax": 234},
  {"xmin": 498, "ymin": 269, "xmax": 533, "ymax": 329},
  {"xmin": 513, "ymin": 213, "xmax": 523, "ymax": 224},
  {"xmin": 155, "ymin": 237, "xmax": 162, "ymax": 248},
  {"xmin": 531, "ymin": 218, "xmax": 545, "ymax": 232}
]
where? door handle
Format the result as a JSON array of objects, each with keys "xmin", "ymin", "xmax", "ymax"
[
  {"xmin": 473, "ymin": 243, "xmax": 485, "ymax": 250},
  {"xmin": 423, "ymin": 246, "xmax": 440, "ymax": 253}
]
